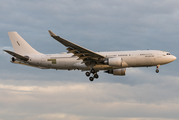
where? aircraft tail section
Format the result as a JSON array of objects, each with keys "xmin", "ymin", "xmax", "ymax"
[{"xmin": 8, "ymin": 32, "xmax": 42, "ymax": 55}]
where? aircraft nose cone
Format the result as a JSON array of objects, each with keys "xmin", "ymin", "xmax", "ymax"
[{"xmin": 171, "ymin": 55, "xmax": 177, "ymax": 61}]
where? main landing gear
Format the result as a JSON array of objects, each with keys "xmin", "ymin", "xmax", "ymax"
[
  {"xmin": 156, "ymin": 65, "xmax": 160, "ymax": 73},
  {"xmin": 85, "ymin": 69, "xmax": 99, "ymax": 81}
]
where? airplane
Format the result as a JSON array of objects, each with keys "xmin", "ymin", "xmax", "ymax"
[{"xmin": 4, "ymin": 30, "xmax": 177, "ymax": 81}]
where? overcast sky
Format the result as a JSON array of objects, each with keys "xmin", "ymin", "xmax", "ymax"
[{"xmin": 0, "ymin": 0, "xmax": 179, "ymax": 120}]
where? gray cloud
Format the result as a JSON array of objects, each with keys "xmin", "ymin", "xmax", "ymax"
[{"xmin": 0, "ymin": 80, "xmax": 179, "ymax": 120}]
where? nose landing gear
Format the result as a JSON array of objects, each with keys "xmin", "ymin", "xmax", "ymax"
[
  {"xmin": 156, "ymin": 65, "xmax": 160, "ymax": 73},
  {"xmin": 156, "ymin": 69, "xmax": 159, "ymax": 73},
  {"xmin": 85, "ymin": 69, "xmax": 99, "ymax": 81}
]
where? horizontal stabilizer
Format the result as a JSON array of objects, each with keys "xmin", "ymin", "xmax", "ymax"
[{"xmin": 4, "ymin": 50, "xmax": 29, "ymax": 61}]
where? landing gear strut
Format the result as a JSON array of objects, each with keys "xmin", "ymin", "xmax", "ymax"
[
  {"xmin": 85, "ymin": 69, "xmax": 99, "ymax": 81},
  {"xmin": 156, "ymin": 65, "xmax": 160, "ymax": 73}
]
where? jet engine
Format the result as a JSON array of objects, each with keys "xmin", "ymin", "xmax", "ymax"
[
  {"xmin": 105, "ymin": 68, "xmax": 126, "ymax": 76},
  {"xmin": 104, "ymin": 57, "xmax": 122, "ymax": 67}
]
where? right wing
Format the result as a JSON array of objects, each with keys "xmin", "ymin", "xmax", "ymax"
[{"xmin": 48, "ymin": 30, "xmax": 105, "ymax": 63}]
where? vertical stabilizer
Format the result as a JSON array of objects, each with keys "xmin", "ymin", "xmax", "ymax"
[{"xmin": 8, "ymin": 32, "xmax": 42, "ymax": 55}]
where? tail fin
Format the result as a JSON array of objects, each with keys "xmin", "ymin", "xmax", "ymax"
[{"xmin": 8, "ymin": 32, "xmax": 42, "ymax": 55}]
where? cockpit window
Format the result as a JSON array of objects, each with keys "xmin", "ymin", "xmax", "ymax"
[{"xmin": 167, "ymin": 53, "xmax": 171, "ymax": 55}]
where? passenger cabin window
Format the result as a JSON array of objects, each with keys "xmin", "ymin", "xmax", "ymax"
[{"xmin": 167, "ymin": 53, "xmax": 171, "ymax": 55}]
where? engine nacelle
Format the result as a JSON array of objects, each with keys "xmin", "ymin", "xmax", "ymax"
[
  {"xmin": 105, "ymin": 68, "xmax": 126, "ymax": 76},
  {"xmin": 105, "ymin": 57, "xmax": 122, "ymax": 67}
]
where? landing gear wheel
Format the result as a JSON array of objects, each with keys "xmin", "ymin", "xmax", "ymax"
[
  {"xmin": 91, "ymin": 69, "xmax": 95, "ymax": 74},
  {"xmin": 94, "ymin": 74, "xmax": 99, "ymax": 79},
  {"xmin": 156, "ymin": 69, "xmax": 159, "ymax": 73},
  {"xmin": 89, "ymin": 77, "xmax": 94, "ymax": 81},
  {"xmin": 85, "ymin": 72, "xmax": 90, "ymax": 77}
]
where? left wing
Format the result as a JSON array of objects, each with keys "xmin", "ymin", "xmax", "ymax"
[{"xmin": 48, "ymin": 30, "xmax": 105, "ymax": 63}]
